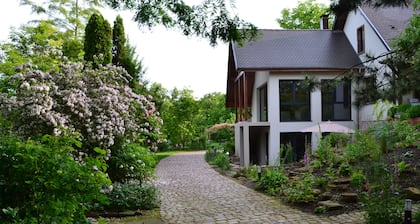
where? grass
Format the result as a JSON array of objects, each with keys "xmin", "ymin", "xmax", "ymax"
[{"xmin": 155, "ymin": 150, "xmax": 183, "ymax": 163}]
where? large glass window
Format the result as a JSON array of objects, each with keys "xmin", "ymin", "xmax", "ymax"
[
  {"xmin": 280, "ymin": 132, "xmax": 311, "ymax": 162},
  {"xmin": 322, "ymin": 80, "xmax": 351, "ymax": 121},
  {"xmin": 279, "ymin": 80, "xmax": 310, "ymax": 121},
  {"xmin": 258, "ymin": 85, "xmax": 268, "ymax": 122}
]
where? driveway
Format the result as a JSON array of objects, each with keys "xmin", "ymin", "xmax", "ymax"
[{"xmin": 155, "ymin": 151, "xmax": 364, "ymax": 223}]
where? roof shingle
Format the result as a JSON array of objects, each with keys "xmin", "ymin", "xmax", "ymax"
[{"xmin": 232, "ymin": 29, "xmax": 362, "ymax": 71}]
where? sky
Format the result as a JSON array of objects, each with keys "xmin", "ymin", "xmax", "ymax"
[{"xmin": 0, "ymin": 0, "xmax": 330, "ymax": 98}]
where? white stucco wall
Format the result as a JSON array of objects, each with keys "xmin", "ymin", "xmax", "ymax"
[
  {"xmin": 343, "ymin": 7, "xmax": 390, "ymax": 61},
  {"xmin": 246, "ymin": 72, "xmax": 358, "ymax": 165}
]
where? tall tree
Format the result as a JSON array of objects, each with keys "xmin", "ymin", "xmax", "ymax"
[
  {"xmin": 277, "ymin": 0, "xmax": 331, "ymax": 29},
  {"xmin": 84, "ymin": 13, "xmax": 112, "ymax": 65},
  {"xmin": 112, "ymin": 15, "xmax": 145, "ymax": 89},
  {"xmin": 112, "ymin": 15, "xmax": 127, "ymax": 67},
  {"xmin": 19, "ymin": 0, "xmax": 102, "ymax": 60}
]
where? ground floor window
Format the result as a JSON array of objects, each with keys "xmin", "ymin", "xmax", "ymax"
[{"xmin": 280, "ymin": 132, "xmax": 311, "ymax": 162}]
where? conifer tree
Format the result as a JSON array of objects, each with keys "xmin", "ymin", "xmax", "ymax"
[
  {"xmin": 84, "ymin": 13, "xmax": 112, "ymax": 65},
  {"xmin": 112, "ymin": 15, "xmax": 144, "ymax": 89}
]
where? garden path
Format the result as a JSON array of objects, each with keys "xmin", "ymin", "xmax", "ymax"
[{"xmin": 155, "ymin": 151, "xmax": 364, "ymax": 223}]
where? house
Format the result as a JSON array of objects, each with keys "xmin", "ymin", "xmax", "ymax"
[
  {"xmin": 334, "ymin": 4, "xmax": 417, "ymax": 127},
  {"xmin": 226, "ymin": 5, "xmax": 415, "ymax": 166}
]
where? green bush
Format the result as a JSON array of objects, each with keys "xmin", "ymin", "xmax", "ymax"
[
  {"xmin": 362, "ymin": 186, "xmax": 404, "ymax": 224},
  {"xmin": 284, "ymin": 173, "xmax": 316, "ymax": 204},
  {"xmin": 204, "ymin": 148, "xmax": 218, "ymax": 162},
  {"xmin": 316, "ymin": 137, "xmax": 339, "ymax": 166},
  {"xmin": 408, "ymin": 105, "xmax": 420, "ymax": 118},
  {"xmin": 212, "ymin": 153, "xmax": 231, "ymax": 171},
  {"xmin": 103, "ymin": 183, "xmax": 159, "ymax": 211},
  {"xmin": 256, "ymin": 168, "xmax": 288, "ymax": 195},
  {"xmin": 350, "ymin": 170, "xmax": 366, "ymax": 189},
  {"xmin": 0, "ymin": 134, "xmax": 111, "ymax": 223},
  {"xmin": 107, "ymin": 143, "xmax": 156, "ymax": 184},
  {"xmin": 345, "ymin": 131, "xmax": 380, "ymax": 162}
]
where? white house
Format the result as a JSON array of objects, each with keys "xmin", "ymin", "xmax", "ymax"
[
  {"xmin": 334, "ymin": 4, "xmax": 417, "ymax": 128},
  {"xmin": 226, "ymin": 5, "xmax": 415, "ymax": 166}
]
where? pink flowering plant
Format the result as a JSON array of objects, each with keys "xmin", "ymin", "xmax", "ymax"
[{"xmin": 0, "ymin": 59, "xmax": 164, "ymax": 151}]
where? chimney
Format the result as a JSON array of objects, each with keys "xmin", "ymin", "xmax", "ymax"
[{"xmin": 320, "ymin": 14, "xmax": 329, "ymax": 30}]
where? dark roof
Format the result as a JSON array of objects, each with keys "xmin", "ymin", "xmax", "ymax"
[
  {"xmin": 231, "ymin": 29, "xmax": 363, "ymax": 71},
  {"xmin": 360, "ymin": 5, "xmax": 415, "ymax": 47}
]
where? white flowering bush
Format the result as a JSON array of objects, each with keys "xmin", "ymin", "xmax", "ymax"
[
  {"xmin": 108, "ymin": 143, "xmax": 157, "ymax": 184},
  {"xmin": 0, "ymin": 59, "xmax": 164, "ymax": 150}
]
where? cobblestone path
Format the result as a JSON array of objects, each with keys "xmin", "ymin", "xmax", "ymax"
[{"xmin": 155, "ymin": 151, "xmax": 364, "ymax": 224}]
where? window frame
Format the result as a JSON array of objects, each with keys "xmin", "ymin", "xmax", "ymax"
[
  {"xmin": 357, "ymin": 25, "xmax": 365, "ymax": 54},
  {"xmin": 279, "ymin": 80, "xmax": 311, "ymax": 122},
  {"xmin": 321, "ymin": 80, "xmax": 352, "ymax": 121},
  {"xmin": 258, "ymin": 84, "xmax": 268, "ymax": 122}
]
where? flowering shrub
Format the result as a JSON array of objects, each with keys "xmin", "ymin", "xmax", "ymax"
[
  {"xmin": 108, "ymin": 143, "xmax": 157, "ymax": 183},
  {"xmin": 0, "ymin": 59, "xmax": 164, "ymax": 150},
  {"xmin": 0, "ymin": 133, "xmax": 111, "ymax": 223}
]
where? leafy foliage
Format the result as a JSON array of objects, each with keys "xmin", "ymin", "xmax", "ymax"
[
  {"xmin": 107, "ymin": 143, "xmax": 156, "ymax": 183},
  {"xmin": 362, "ymin": 172, "xmax": 404, "ymax": 224},
  {"xmin": 256, "ymin": 168, "xmax": 288, "ymax": 196},
  {"xmin": 103, "ymin": 183, "xmax": 159, "ymax": 211},
  {"xmin": 0, "ymin": 133, "xmax": 111, "ymax": 223},
  {"xmin": 277, "ymin": 0, "xmax": 331, "ymax": 29},
  {"xmin": 84, "ymin": 13, "xmax": 113, "ymax": 65},
  {"xmin": 284, "ymin": 173, "xmax": 316, "ymax": 204},
  {"xmin": 103, "ymin": 0, "xmax": 258, "ymax": 46}
]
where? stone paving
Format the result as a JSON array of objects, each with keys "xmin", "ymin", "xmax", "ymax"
[{"xmin": 155, "ymin": 151, "xmax": 364, "ymax": 224}]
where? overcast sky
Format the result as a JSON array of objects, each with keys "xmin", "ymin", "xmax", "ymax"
[{"xmin": 0, "ymin": 0, "xmax": 330, "ymax": 98}]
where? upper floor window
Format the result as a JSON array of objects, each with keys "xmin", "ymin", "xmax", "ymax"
[
  {"xmin": 322, "ymin": 80, "xmax": 351, "ymax": 121},
  {"xmin": 357, "ymin": 25, "xmax": 365, "ymax": 53},
  {"xmin": 279, "ymin": 80, "xmax": 310, "ymax": 122},
  {"xmin": 258, "ymin": 85, "xmax": 268, "ymax": 122}
]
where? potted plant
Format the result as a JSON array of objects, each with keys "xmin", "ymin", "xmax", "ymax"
[{"xmin": 407, "ymin": 105, "xmax": 420, "ymax": 125}]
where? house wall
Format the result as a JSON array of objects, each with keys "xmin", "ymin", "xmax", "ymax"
[
  {"xmin": 250, "ymin": 72, "xmax": 358, "ymax": 165},
  {"xmin": 252, "ymin": 71, "xmax": 270, "ymax": 123},
  {"xmin": 343, "ymin": 7, "xmax": 390, "ymax": 62}
]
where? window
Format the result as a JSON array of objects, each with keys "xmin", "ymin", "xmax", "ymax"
[
  {"xmin": 322, "ymin": 80, "xmax": 351, "ymax": 121},
  {"xmin": 258, "ymin": 85, "xmax": 268, "ymax": 122},
  {"xmin": 279, "ymin": 80, "xmax": 310, "ymax": 121},
  {"xmin": 357, "ymin": 26, "xmax": 365, "ymax": 53},
  {"xmin": 280, "ymin": 133, "xmax": 311, "ymax": 162}
]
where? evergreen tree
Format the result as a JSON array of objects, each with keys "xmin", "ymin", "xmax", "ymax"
[
  {"xmin": 84, "ymin": 13, "xmax": 112, "ymax": 65},
  {"xmin": 112, "ymin": 15, "xmax": 145, "ymax": 89},
  {"xmin": 112, "ymin": 15, "xmax": 127, "ymax": 67}
]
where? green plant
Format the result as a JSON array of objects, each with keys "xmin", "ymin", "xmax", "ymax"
[
  {"xmin": 256, "ymin": 168, "xmax": 288, "ymax": 196},
  {"xmin": 314, "ymin": 205, "xmax": 327, "ymax": 214},
  {"xmin": 408, "ymin": 105, "xmax": 420, "ymax": 118},
  {"xmin": 108, "ymin": 143, "xmax": 157, "ymax": 184},
  {"xmin": 211, "ymin": 153, "xmax": 231, "ymax": 171},
  {"xmin": 414, "ymin": 210, "xmax": 420, "ymax": 224},
  {"xmin": 396, "ymin": 161, "xmax": 410, "ymax": 174},
  {"xmin": 314, "ymin": 176, "xmax": 328, "ymax": 190},
  {"xmin": 350, "ymin": 170, "xmax": 366, "ymax": 189},
  {"xmin": 284, "ymin": 173, "xmax": 315, "ymax": 203},
  {"xmin": 205, "ymin": 148, "xmax": 218, "ymax": 162},
  {"xmin": 345, "ymin": 131, "xmax": 381, "ymax": 162},
  {"xmin": 362, "ymin": 184, "xmax": 404, "ymax": 224},
  {"xmin": 279, "ymin": 143, "xmax": 295, "ymax": 164},
  {"xmin": 0, "ymin": 134, "xmax": 111, "ymax": 223},
  {"xmin": 316, "ymin": 136, "xmax": 339, "ymax": 166},
  {"xmin": 338, "ymin": 162, "xmax": 351, "ymax": 176},
  {"xmin": 103, "ymin": 183, "xmax": 159, "ymax": 211}
]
